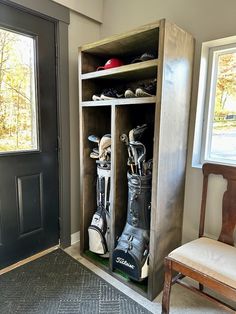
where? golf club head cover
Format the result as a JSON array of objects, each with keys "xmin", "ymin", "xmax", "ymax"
[
  {"xmin": 113, "ymin": 172, "xmax": 152, "ymax": 281},
  {"xmin": 99, "ymin": 134, "xmax": 111, "ymax": 161},
  {"xmin": 88, "ymin": 165, "xmax": 111, "ymax": 255}
]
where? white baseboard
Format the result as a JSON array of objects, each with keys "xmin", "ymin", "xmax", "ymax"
[{"xmin": 71, "ymin": 231, "xmax": 80, "ymax": 245}]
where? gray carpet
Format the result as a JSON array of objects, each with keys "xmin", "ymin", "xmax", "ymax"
[{"xmin": 0, "ymin": 249, "xmax": 151, "ymax": 314}]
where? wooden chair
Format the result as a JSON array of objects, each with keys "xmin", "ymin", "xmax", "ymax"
[{"xmin": 162, "ymin": 163, "xmax": 236, "ymax": 313}]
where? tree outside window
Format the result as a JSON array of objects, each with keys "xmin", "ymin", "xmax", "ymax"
[{"xmin": 0, "ymin": 27, "xmax": 38, "ymax": 153}]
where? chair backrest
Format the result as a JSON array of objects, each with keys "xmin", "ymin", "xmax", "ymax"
[{"xmin": 199, "ymin": 163, "xmax": 236, "ymax": 247}]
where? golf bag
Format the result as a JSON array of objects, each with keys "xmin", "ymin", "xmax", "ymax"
[
  {"xmin": 112, "ymin": 171, "xmax": 152, "ymax": 281},
  {"xmin": 88, "ymin": 164, "xmax": 111, "ymax": 255}
]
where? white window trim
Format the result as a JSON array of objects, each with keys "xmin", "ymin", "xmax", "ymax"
[{"xmin": 192, "ymin": 36, "xmax": 236, "ymax": 168}]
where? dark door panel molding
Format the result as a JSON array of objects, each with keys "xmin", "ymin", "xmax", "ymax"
[{"xmin": 17, "ymin": 173, "xmax": 43, "ymax": 237}]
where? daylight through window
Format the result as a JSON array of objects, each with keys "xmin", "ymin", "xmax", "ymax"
[
  {"xmin": 193, "ymin": 39, "xmax": 236, "ymax": 167},
  {"xmin": 206, "ymin": 49, "xmax": 236, "ymax": 163},
  {"xmin": 0, "ymin": 27, "xmax": 38, "ymax": 153}
]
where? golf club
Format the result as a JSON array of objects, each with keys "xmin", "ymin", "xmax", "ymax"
[
  {"xmin": 120, "ymin": 133, "xmax": 135, "ymax": 174},
  {"xmin": 88, "ymin": 134, "xmax": 100, "ymax": 144},
  {"xmin": 93, "ymin": 147, "xmax": 99, "ymax": 154},
  {"xmin": 90, "ymin": 151, "xmax": 99, "ymax": 159},
  {"xmin": 129, "ymin": 141, "xmax": 146, "ymax": 175},
  {"xmin": 129, "ymin": 124, "xmax": 147, "ymax": 142},
  {"xmin": 128, "ymin": 125, "xmax": 147, "ymax": 173}
]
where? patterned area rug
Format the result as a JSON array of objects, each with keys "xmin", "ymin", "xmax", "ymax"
[{"xmin": 0, "ymin": 249, "xmax": 151, "ymax": 314}]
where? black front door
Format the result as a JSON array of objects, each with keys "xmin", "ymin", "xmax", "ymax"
[{"xmin": 0, "ymin": 2, "xmax": 59, "ymax": 269}]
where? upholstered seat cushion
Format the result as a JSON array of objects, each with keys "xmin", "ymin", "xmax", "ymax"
[{"xmin": 168, "ymin": 237, "xmax": 236, "ymax": 289}]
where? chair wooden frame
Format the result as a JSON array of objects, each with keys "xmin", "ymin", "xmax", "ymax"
[{"xmin": 162, "ymin": 163, "xmax": 236, "ymax": 313}]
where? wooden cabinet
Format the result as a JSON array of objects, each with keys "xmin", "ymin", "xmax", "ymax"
[{"xmin": 78, "ymin": 19, "xmax": 194, "ymax": 300}]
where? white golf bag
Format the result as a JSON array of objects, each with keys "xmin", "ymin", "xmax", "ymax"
[{"xmin": 88, "ymin": 163, "xmax": 111, "ymax": 255}]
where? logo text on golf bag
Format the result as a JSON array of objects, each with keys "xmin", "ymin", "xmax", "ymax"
[{"xmin": 116, "ymin": 257, "xmax": 135, "ymax": 269}]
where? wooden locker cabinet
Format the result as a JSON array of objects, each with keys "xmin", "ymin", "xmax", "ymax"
[{"xmin": 78, "ymin": 19, "xmax": 194, "ymax": 300}]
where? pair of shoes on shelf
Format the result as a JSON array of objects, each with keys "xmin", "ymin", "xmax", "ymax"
[
  {"xmin": 125, "ymin": 79, "xmax": 157, "ymax": 98},
  {"xmin": 92, "ymin": 88, "xmax": 124, "ymax": 101},
  {"xmin": 92, "ymin": 80, "xmax": 156, "ymax": 101}
]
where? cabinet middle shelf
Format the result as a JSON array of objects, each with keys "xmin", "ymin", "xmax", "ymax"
[
  {"xmin": 81, "ymin": 97, "xmax": 157, "ymax": 107},
  {"xmin": 81, "ymin": 59, "xmax": 158, "ymax": 81}
]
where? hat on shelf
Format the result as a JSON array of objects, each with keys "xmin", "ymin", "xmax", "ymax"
[
  {"xmin": 97, "ymin": 58, "xmax": 124, "ymax": 71},
  {"xmin": 131, "ymin": 52, "xmax": 155, "ymax": 63}
]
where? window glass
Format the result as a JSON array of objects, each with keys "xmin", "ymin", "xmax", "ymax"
[
  {"xmin": 208, "ymin": 51, "xmax": 236, "ymax": 162},
  {"xmin": 0, "ymin": 27, "xmax": 38, "ymax": 153}
]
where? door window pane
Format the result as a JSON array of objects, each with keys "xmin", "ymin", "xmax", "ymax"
[
  {"xmin": 210, "ymin": 52, "xmax": 236, "ymax": 162},
  {"xmin": 0, "ymin": 27, "xmax": 38, "ymax": 153}
]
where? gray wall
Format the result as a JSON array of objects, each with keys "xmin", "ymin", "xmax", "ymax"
[
  {"xmin": 52, "ymin": 1, "xmax": 103, "ymax": 234},
  {"xmin": 101, "ymin": 0, "xmax": 236, "ymax": 242},
  {"xmin": 52, "ymin": 0, "xmax": 103, "ymax": 23},
  {"xmin": 68, "ymin": 11, "xmax": 100, "ymax": 233}
]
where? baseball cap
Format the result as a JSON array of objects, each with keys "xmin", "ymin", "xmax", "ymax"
[
  {"xmin": 131, "ymin": 52, "xmax": 155, "ymax": 63},
  {"xmin": 97, "ymin": 58, "xmax": 124, "ymax": 71}
]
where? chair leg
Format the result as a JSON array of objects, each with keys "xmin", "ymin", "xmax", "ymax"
[{"xmin": 162, "ymin": 258, "xmax": 172, "ymax": 314}]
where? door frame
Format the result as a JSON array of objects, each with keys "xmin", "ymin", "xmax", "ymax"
[{"xmin": 1, "ymin": 0, "xmax": 71, "ymax": 247}]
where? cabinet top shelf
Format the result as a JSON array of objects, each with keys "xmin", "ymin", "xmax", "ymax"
[
  {"xmin": 79, "ymin": 21, "xmax": 161, "ymax": 57},
  {"xmin": 81, "ymin": 59, "xmax": 158, "ymax": 81}
]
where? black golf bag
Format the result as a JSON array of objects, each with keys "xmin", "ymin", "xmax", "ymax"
[
  {"xmin": 112, "ymin": 171, "xmax": 152, "ymax": 281},
  {"xmin": 88, "ymin": 163, "xmax": 111, "ymax": 256}
]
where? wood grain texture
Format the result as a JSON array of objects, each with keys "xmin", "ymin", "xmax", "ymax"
[
  {"xmin": 149, "ymin": 20, "xmax": 194, "ymax": 299},
  {"xmin": 78, "ymin": 48, "xmax": 84, "ymax": 253},
  {"xmin": 81, "ymin": 21, "xmax": 160, "ymax": 56},
  {"xmin": 81, "ymin": 52, "xmax": 105, "ymax": 74},
  {"xmin": 162, "ymin": 259, "xmax": 172, "ymax": 314}
]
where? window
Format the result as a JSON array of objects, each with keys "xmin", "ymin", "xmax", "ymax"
[
  {"xmin": 193, "ymin": 37, "xmax": 236, "ymax": 167},
  {"xmin": 0, "ymin": 27, "xmax": 38, "ymax": 153}
]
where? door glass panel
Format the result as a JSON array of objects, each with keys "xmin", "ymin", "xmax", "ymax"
[{"xmin": 0, "ymin": 27, "xmax": 38, "ymax": 153}]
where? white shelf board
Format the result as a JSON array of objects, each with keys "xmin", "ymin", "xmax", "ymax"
[
  {"xmin": 81, "ymin": 59, "xmax": 158, "ymax": 81},
  {"xmin": 81, "ymin": 97, "xmax": 157, "ymax": 107}
]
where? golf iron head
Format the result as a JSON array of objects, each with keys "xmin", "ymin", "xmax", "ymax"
[{"xmin": 88, "ymin": 134, "xmax": 100, "ymax": 144}]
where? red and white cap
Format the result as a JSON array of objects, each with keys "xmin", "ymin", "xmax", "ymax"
[{"xmin": 97, "ymin": 58, "xmax": 124, "ymax": 71}]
